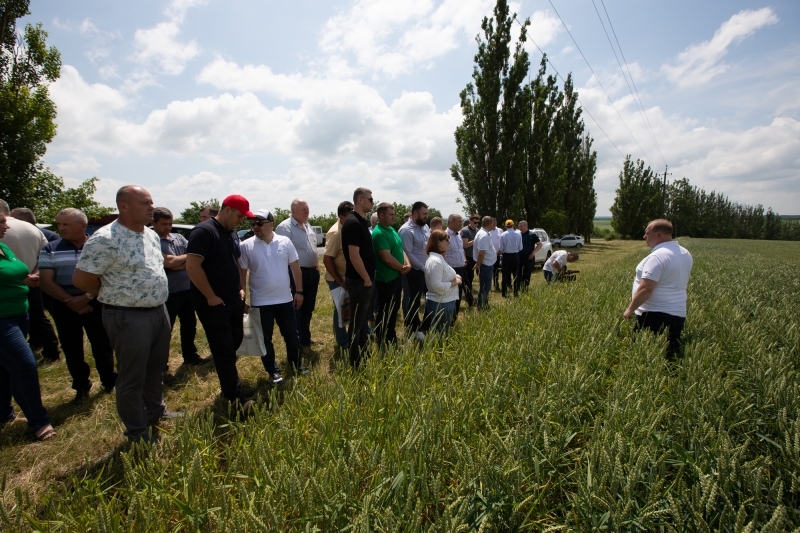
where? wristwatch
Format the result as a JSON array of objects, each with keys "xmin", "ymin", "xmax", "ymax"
[{"xmin": 85, "ymin": 293, "xmax": 95, "ymax": 300}]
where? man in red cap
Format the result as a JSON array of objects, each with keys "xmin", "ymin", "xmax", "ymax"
[{"xmin": 186, "ymin": 194, "xmax": 256, "ymax": 408}]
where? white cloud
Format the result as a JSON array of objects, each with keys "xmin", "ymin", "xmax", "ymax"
[
  {"xmin": 54, "ymin": 155, "xmax": 102, "ymax": 178},
  {"xmin": 131, "ymin": 0, "xmax": 206, "ymax": 75},
  {"xmin": 661, "ymin": 8, "xmax": 778, "ymax": 88},
  {"xmin": 527, "ymin": 10, "xmax": 562, "ymax": 48},
  {"xmin": 319, "ymin": 0, "xmax": 496, "ymax": 76}
]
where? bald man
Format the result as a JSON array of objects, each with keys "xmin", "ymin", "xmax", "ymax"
[
  {"xmin": 275, "ymin": 198, "xmax": 320, "ymax": 348},
  {"xmin": 74, "ymin": 186, "xmax": 179, "ymax": 443}
]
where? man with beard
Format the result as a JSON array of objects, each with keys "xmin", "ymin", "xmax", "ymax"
[{"xmin": 398, "ymin": 201, "xmax": 430, "ymax": 339}]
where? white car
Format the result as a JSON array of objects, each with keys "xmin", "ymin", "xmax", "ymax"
[
  {"xmin": 554, "ymin": 234, "xmax": 584, "ymax": 248},
  {"xmin": 311, "ymin": 225, "xmax": 325, "ymax": 246},
  {"xmin": 531, "ymin": 228, "xmax": 553, "ymax": 267}
]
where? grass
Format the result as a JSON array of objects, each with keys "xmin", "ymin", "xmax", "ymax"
[
  {"xmin": 593, "ymin": 218, "xmax": 613, "ymax": 231},
  {"xmin": 1, "ymin": 239, "xmax": 799, "ymax": 530}
]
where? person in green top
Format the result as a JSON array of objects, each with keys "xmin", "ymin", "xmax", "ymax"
[
  {"xmin": 0, "ymin": 212, "xmax": 55, "ymax": 441},
  {"xmin": 371, "ymin": 202, "xmax": 411, "ymax": 346}
]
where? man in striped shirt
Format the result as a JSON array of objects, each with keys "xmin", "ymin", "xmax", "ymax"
[{"xmin": 39, "ymin": 208, "xmax": 117, "ymax": 403}]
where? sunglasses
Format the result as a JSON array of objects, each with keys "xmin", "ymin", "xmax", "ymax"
[{"xmin": 252, "ymin": 219, "xmax": 271, "ymax": 227}]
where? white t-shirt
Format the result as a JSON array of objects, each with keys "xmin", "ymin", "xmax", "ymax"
[
  {"xmin": 3, "ymin": 217, "xmax": 46, "ymax": 271},
  {"xmin": 239, "ymin": 234, "xmax": 299, "ymax": 306},
  {"xmin": 490, "ymin": 228, "xmax": 503, "ymax": 253},
  {"xmin": 473, "ymin": 228, "xmax": 497, "ymax": 266},
  {"xmin": 543, "ymin": 250, "xmax": 568, "ymax": 273},
  {"xmin": 632, "ymin": 240, "xmax": 693, "ymax": 317}
]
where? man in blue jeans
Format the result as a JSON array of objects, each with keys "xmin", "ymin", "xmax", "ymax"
[
  {"xmin": 239, "ymin": 209, "xmax": 305, "ymax": 383},
  {"xmin": 472, "ymin": 216, "xmax": 497, "ymax": 311},
  {"xmin": 341, "ymin": 188, "xmax": 376, "ymax": 367},
  {"xmin": 323, "ymin": 201, "xmax": 354, "ymax": 350}
]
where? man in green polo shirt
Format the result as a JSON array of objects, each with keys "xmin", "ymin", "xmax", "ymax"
[{"xmin": 371, "ymin": 202, "xmax": 411, "ymax": 346}]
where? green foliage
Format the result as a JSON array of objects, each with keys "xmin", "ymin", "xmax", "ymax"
[
  {"xmin": 452, "ymin": 2, "xmax": 597, "ymax": 240},
  {"xmin": 33, "ymin": 174, "xmax": 113, "ymax": 222},
  {"xmin": 610, "ymin": 156, "xmax": 665, "ymax": 238},
  {"xmin": 272, "ymin": 207, "xmax": 289, "ymax": 226},
  {"xmin": 178, "ymin": 199, "xmax": 221, "ymax": 224},
  {"xmin": 308, "ymin": 212, "xmax": 338, "ymax": 232},
  {"xmin": 0, "ymin": 2, "xmax": 63, "ymax": 210},
  {"xmin": 5, "ymin": 239, "xmax": 800, "ymax": 530},
  {"xmin": 540, "ymin": 209, "xmax": 568, "ymax": 236}
]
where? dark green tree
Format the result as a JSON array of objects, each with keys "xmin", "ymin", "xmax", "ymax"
[
  {"xmin": 451, "ymin": 0, "xmax": 529, "ymax": 219},
  {"xmin": 610, "ymin": 156, "xmax": 664, "ymax": 238},
  {"xmin": 179, "ymin": 198, "xmax": 221, "ymax": 224}
]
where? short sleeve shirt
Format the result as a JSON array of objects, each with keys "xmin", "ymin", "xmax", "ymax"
[
  {"xmin": 76, "ymin": 221, "xmax": 168, "ymax": 307},
  {"xmin": 341, "ymin": 212, "xmax": 375, "ymax": 281},
  {"xmin": 239, "ymin": 234, "xmax": 298, "ymax": 306},
  {"xmin": 160, "ymin": 233, "xmax": 191, "ymax": 294},
  {"xmin": 275, "ymin": 217, "xmax": 318, "ymax": 268},
  {"xmin": 323, "ymin": 221, "xmax": 346, "ymax": 282},
  {"xmin": 633, "ymin": 241, "xmax": 693, "ymax": 317},
  {"xmin": 186, "ymin": 218, "xmax": 241, "ymax": 305},
  {"xmin": 371, "ymin": 223, "xmax": 404, "ymax": 282},
  {"xmin": 520, "ymin": 230, "xmax": 540, "ymax": 257},
  {"xmin": 543, "ymin": 250, "xmax": 568, "ymax": 273},
  {"xmin": 2, "ymin": 217, "xmax": 46, "ymax": 271},
  {"xmin": 444, "ymin": 227, "xmax": 466, "ymax": 268},
  {"xmin": 39, "ymin": 237, "xmax": 87, "ymax": 295},
  {"xmin": 0, "ymin": 242, "xmax": 30, "ymax": 318},
  {"xmin": 500, "ymin": 229, "xmax": 522, "ymax": 254},
  {"xmin": 473, "ymin": 228, "xmax": 497, "ymax": 266}
]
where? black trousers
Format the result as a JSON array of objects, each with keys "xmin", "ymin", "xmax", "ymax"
[
  {"xmin": 453, "ymin": 266, "xmax": 472, "ymax": 322},
  {"xmin": 290, "ymin": 267, "xmax": 320, "ymax": 347},
  {"xmin": 27, "ymin": 287, "xmax": 60, "ymax": 360},
  {"xmin": 49, "ymin": 299, "xmax": 116, "ymax": 392},
  {"xmin": 165, "ymin": 290, "xmax": 199, "ymax": 362},
  {"xmin": 374, "ymin": 277, "xmax": 402, "ymax": 346},
  {"xmin": 501, "ymin": 252, "xmax": 520, "ymax": 297},
  {"xmin": 493, "ymin": 256, "xmax": 501, "ymax": 289},
  {"xmin": 194, "ymin": 299, "xmax": 245, "ymax": 401},
  {"xmin": 404, "ymin": 268, "xmax": 427, "ymax": 333},
  {"xmin": 518, "ymin": 255, "xmax": 534, "ymax": 290},
  {"xmin": 346, "ymin": 278, "xmax": 374, "ymax": 367},
  {"xmin": 634, "ymin": 311, "xmax": 687, "ymax": 360}
]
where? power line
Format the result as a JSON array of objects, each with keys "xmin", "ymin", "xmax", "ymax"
[
  {"xmin": 515, "ymin": 16, "xmax": 625, "ymax": 159},
  {"xmin": 590, "ymin": 0, "xmax": 666, "ymax": 168},
  {"xmin": 598, "ymin": 0, "xmax": 667, "ymax": 167},
  {"xmin": 547, "ymin": 0, "xmax": 654, "ymax": 167}
]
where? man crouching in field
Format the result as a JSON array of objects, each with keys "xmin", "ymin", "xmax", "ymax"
[{"xmin": 623, "ymin": 219, "xmax": 693, "ymax": 360}]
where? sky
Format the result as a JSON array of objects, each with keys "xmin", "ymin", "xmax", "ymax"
[{"xmin": 21, "ymin": 0, "xmax": 800, "ymax": 218}]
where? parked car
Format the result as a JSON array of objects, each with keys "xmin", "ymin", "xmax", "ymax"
[
  {"xmin": 171, "ymin": 224, "xmax": 195, "ymax": 239},
  {"xmin": 531, "ymin": 228, "xmax": 553, "ymax": 267},
  {"xmin": 311, "ymin": 225, "xmax": 325, "ymax": 246},
  {"xmin": 553, "ymin": 234, "xmax": 584, "ymax": 248},
  {"xmin": 237, "ymin": 228, "xmax": 254, "ymax": 241}
]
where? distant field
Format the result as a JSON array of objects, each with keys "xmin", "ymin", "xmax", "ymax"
[
  {"xmin": 593, "ymin": 217, "xmax": 613, "ymax": 231},
  {"xmin": 3, "ymin": 239, "xmax": 799, "ymax": 530}
]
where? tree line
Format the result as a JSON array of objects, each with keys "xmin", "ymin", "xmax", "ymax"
[
  {"xmin": 611, "ymin": 155, "xmax": 800, "ymax": 241},
  {"xmin": 451, "ymin": 0, "xmax": 597, "ymax": 241},
  {"xmin": 0, "ymin": 1, "xmax": 111, "ymax": 221}
]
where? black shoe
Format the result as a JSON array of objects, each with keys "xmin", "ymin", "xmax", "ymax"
[
  {"xmin": 72, "ymin": 389, "xmax": 91, "ymax": 404},
  {"xmin": 182, "ymin": 356, "xmax": 212, "ymax": 367}
]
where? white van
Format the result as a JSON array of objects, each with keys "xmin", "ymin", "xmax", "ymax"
[{"xmin": 311, "ymin": 226, "xmax": 325, "ymax": 246}]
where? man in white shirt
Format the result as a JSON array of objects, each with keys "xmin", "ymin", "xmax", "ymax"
[
  {"xmin": 240, "ymin": 209, "xmax": 305, "ymax": 383},
  {"xmin": 543, "ymin": 250, "xmax": 578, "ymax": 282},
  {"xmin": 623, "ymin": 219, "xmax": 693, "ymax": 360},
  {"xmin": 499, "ymin": 219, "xmax": 522, "ymax": 297},
  {"xmin": 490, "ymin": 218, "xmax": 503, "ymax": 290},
  {"xmin": 275, "ymin": 198, "xmax": 319, "ymax": 348},
  {"xmin": 472, "ymin": 216, "xmax": 497, "ymax": 311}
]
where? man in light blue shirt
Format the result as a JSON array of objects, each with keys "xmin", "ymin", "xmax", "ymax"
[
  {"xmin": 500, "ymin": 220, "xmax": 523, "ymax": 297},
  {"xmin": 398, "ymin": 201, "xmax": 430, "ymax": 334}
]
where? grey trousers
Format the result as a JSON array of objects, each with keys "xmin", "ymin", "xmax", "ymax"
[{"xmin": 102, "ymin": 305, "xmax": 170, "ymax": 440}]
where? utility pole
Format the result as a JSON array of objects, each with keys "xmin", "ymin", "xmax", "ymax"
[{"xmin": 661, "ymin": 165, "xmax": 672, "ymax": 217}]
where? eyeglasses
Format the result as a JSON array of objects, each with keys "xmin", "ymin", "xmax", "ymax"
[
  {"xmin": 253, "ymin": 220, "xmax": 270, "ymax": 227},
  {"xmin": 363, "ymin": 197, "xmax": 374, "ymax": 203}
]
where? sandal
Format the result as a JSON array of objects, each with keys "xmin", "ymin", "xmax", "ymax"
[
  {"xmin": 2, "ymin": 416, "xmax": 28, "ymax": 427},
  {"xmin": 35, "ymin": 425, "xmax": 56, "ymax": 441}
]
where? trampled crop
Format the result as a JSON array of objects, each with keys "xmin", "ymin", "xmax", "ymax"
[{"xmin": 3, "ymin": 239, "xmax": 798, "ymax": 531}]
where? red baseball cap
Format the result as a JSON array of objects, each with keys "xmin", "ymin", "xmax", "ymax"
[{"xmin": 222, "ymin": 194, "xmax": 255, "ymax": 218}]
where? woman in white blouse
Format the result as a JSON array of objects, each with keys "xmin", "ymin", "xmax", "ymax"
[{"xmin": 423, "ymin": 230, "xmax": 462, "ymax": 335}]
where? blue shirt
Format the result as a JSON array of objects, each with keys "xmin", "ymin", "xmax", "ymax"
[
  {"xmin": 500, "ymin": 229, "xmax": 522, "ymax": 254},
  {"xmin": 398, "ymin": 219, "xmax": 430, "ymax": 271},
  {"xmin": 160, "ymin": 233, "xmax": 191, "ymax": 294},
  {"xmin": 38, "ymin": 237, "xmax": 87, "ymax": 296}
]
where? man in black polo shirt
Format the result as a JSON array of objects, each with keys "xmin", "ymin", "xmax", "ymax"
[
  {"xmin": 186, "ymin": 194, "xmax": 255, "ymax": 405},
  {"xmin": 340, "ymin": 187, "xmax": 375, "ymax": 367}
]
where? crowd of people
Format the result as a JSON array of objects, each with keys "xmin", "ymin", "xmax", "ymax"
[{"xmin": 0, "ymin": 186, "xmax": 692, "ymax": 444}]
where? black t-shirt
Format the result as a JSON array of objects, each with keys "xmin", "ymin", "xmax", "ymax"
[
  {"xmin": 341, "ymin": 212, "xmax": 375, "ymax": 281},
  {"xmin": 520, "ymin": 230, "xmax": 541, "ymax": 257},
  {"xmin": 186, "ymin": 218, "xmax": 241, "ymax": 304}
]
